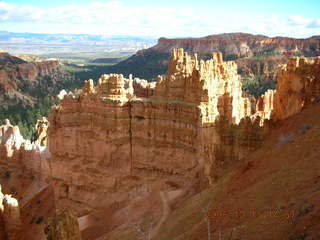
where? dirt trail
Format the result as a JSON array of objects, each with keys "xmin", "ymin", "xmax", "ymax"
[{"xmin": 151, "ymin": 191, "xmax": 170, "ymax": 238}]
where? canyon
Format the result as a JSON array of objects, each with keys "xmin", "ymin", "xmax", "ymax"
[
  {"xmin": 0, "ymin": 51, "xmax": 73, "ymax": 107},
  {"xmin": 0, "ymin": 48, "xmax": 319, "ymax": 239},
  {"xmin": 111, "ymin": 33, "xmax": 320, "ymax": 85}
]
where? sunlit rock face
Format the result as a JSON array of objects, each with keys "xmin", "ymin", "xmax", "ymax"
[
  {"xmin": 0, "ymin": 119, "xmax": 24, "ymax": 158},
  {"xmin": 155, "ymin": 49, "xmax": 252, "ymax": 124},
  {"xmin": 0, "ymin": 119, "xmax": 51, "ymax": 183},
  {"xmin": 273, "ymin": 56, "xmax": 320, "ymax": 120},
  {"xmin": 35, "ymin": 117, "xmax": 49, "ymax": 146},
  {"xmin": 47, "ymin": 49, "xmax": 268, "ymax": 215},
  {"xmin": 252, "ymin": 56, "xmax": 320, "ymax": 123},
  {"xmin": 0, "ymin": 185, "xmax": 22, "ymax": 240},
  {"xmin": 255, "ymin": 89, "xmax": 275, "ymax": 121}
]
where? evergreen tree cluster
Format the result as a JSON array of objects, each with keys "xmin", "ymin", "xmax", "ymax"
[{"xmin": 0, "ymin": 96, "xmax": 58, "ymax": 140}]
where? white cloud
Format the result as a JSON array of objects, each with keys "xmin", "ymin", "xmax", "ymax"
[
  {"xmin": 288, "ymin": 15, "xmax": 311, "ymax": 26},
  {"xmin": 308, "ymin": 19, "xmax": 320, "ymax": 29},
  {"xmin": 0, "ymin": 1, "xmax": 319, "ymax": 38}
]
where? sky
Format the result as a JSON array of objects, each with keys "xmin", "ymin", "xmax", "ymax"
[{"xmin": 0, "ymin": 0, "xmax": 319, "ymax": 38}]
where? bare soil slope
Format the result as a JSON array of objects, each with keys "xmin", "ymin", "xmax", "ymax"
[{"xmin": 152, "ymin": 102, "xmax": 320, "ymax": 240}]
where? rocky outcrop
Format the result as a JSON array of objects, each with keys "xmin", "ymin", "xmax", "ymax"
[
  {"xmin": 47, "ymin": 49, "xmax": 267, "ymax": 219},
  {"xmin": 154, "ymin": 49, "xmax": 252, "ymax": 124},
  {"xmin": 0, "ymin": 119, "xmax": 24, "ymax": 158},
  {"xmin": 35, "ymin": 117, "xmax": 49, "ymax": 146},
  {"xmin": 0, "ymin": 186, "xmax": 22, "ymax": 240},
  {"xmin": 44, "ymin": 209, "xmax": 81, "ymax": 240},
  {"xmin": 0, "ymin": 119, "xmax": 51, "ymax": 182},
  {"xmin": 273, "ymin": 56, "xmax": 320, "ymax": 120},
  {"xmin": 129, "ymin": 76, "xmax": 156, "ymax": 98},
  {"xmin": 255, "ymin": 89, "xmax": 275, "ymax": 122}
]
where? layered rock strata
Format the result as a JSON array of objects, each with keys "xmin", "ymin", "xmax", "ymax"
[
  {"xmin": 114, "ymin": 33, "xmax": 320, "ymax": 80},
  {"xmin": 48, "ymin": 49, "xmax": 266, "ymax": 215}
]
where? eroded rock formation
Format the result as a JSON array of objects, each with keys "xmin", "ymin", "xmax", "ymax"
[
  {"xmin": 0, "ymin": 186, "xmax": 22, "ymax": 240},
  {"xmin": 273, "ymin": 56, "xmax": 320, "ymax": 120},
  {"xmin": 0, "ymin": 119, "xmax": 24, "ymax": 158},
  {"xmin": 0, "ymin": 119, "xmax": 51, "ymax": 182},
  {"xmin": 35, "ymin": 117, "xmax": 49, "ymax": 146},
  {"xmin": 47, "ymin": 49, "xmax": 268, "ymax": 218}
]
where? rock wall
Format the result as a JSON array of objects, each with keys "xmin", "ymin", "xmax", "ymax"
[{"xmin": 47, "ymin": 49, "xmax": 267, "ymax": 215}]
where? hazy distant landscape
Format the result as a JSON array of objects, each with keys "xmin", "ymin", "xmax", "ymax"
[{"xmin": 0, "ymin": 31, "xmax": 156, "ymax": 64}]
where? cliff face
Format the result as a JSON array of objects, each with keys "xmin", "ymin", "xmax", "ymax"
[
  {"xmin": 0, "ymin": 50, "xmax": 319, "ymax": 239},
  {"xmin": 0, "ymin": 52, "xmax": 73, "ymax": 107},
  {"xmin": 153, "ymin": 34, "xmax": 320, "ymax": 57},
  {"xmin": 47, "ymin": 49, "xmax": 268, "ymax": 220}
]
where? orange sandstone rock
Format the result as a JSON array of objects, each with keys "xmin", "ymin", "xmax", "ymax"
[
  {"xmin": 35, "ymin": 117, "xmax": 49, "ymax": 146},
  {"xmin": 0, "ymin": 186, "xmax": 22, "ymax": 240},
  {"xmin": 272, "ymin": 56, "xmax": 320, "ymax": 120},
  {"xmin": 47, "ymin": 49, "xmax": 263, "ymax": 217}
]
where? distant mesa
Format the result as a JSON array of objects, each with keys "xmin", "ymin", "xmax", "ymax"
[
  {"xmin": 112, "ymin": 32, "xmax": 320, "ymax": 81},
  {"xmin": 89, "ymin": 57, "xmax": 124, "ymax": 64}
]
